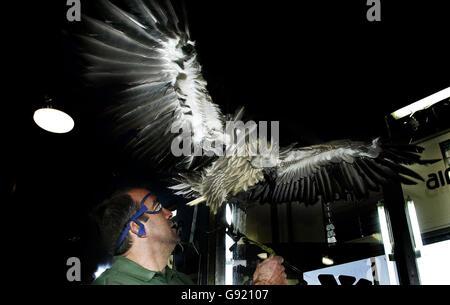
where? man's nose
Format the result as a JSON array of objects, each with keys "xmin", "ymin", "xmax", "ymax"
[{"xmin": 163, "ymin": 208, "xmax": 173, "ymax": 219}]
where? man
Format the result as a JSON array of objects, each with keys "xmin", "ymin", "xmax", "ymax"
[{"xmin": 92, "ymin": 187, "xmax": 288, "ymax": 285}]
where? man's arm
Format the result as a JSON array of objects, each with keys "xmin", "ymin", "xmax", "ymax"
[{"xmin": 252, "ymin": 254, "xmax": 288, "ymax": 285}]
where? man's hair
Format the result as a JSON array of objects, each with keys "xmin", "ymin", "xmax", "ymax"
[{"xmin": 92, "ymin": 187, "xmax": 149, "ymax": 255}]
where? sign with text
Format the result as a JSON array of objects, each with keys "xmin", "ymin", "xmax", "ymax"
[{"xmin": 401, "ymin": 131, "xmax": 450, "ymax": 233}]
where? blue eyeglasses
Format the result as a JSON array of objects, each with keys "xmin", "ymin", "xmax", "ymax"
[{"xmin": 116, "ymin": 192, "xmax": 162, "ymax": 250}]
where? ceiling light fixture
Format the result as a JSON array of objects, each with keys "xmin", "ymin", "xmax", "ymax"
[
  {"xmin": 33, "ymin": 96, "xmax": 74, "ymax": 133},
  {"xmin": 391, "ymin": 86, "xmax": 450, "ymax": 120}
]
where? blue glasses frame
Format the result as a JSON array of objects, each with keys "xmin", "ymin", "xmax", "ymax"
[{"xmin": 115, "ymin": 192, "xmax": 162, "ymax": 250}]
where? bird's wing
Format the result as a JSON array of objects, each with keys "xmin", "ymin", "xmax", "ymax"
[
  {"xmin": 248, "ymin": 138, "xmax": 439, "ymax": 205},
  {"xmin": 77, "ymin": 0, "xmax": 224, "ymax": 168}
]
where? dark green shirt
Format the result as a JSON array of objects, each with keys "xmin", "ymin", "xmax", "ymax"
[{"xmin": 92, "ymin": 256, "xmax": 195, "ymax": 285}]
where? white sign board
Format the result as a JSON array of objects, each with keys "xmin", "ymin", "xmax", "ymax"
[{"xmin": 401, "ymin": 131, "xmax": 450, "ymax": 233}]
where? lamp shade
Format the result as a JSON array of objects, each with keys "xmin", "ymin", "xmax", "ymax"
[{"xmin": 33, "ymin": 107, "xmax": 74, "ymax": 133}]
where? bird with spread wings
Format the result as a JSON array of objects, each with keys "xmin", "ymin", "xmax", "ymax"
[{"xmin": 75, "ymin": 0, "xmax": 438, "ymax": 214}]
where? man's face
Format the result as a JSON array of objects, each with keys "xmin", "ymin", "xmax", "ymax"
[{"xmin": 127, "ymin": 188, "xmax": 180, "ymax": 245}]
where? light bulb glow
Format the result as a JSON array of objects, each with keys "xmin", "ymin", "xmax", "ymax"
[
  {"xmin": 225, "ymin": 203, "xmax": 232, "ymax": 225},
  {"xmin": 406, "ymin": 199, "xmax": 423, "ymax": 250},
  {"xmin": 322, "ymin": 256, "xmax": 334, "ymax": 266},
  {"xmin": 257, "ymin": 253, "xmax": 268, "ymax": 260},
  {"xmin": 94, "ymin": 264, "xmax": 110, "ymax": 279},
  {"xmin": 33, "ymin": 108, "xmax": 74, "ymax": 133}
]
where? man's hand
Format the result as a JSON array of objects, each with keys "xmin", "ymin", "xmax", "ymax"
[{"xmin": 252, "ymin": 254, "xmax": 288, "ymax": 285}]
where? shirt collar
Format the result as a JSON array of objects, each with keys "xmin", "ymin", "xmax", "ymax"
[{"xmin": 113, "ymin": 256, "xmax": 174, "ymax": 282}]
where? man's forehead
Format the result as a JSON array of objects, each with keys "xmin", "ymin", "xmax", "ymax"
[{"xmin": 126, "ymin": 188, "xmax": 157, "ymax": 206}]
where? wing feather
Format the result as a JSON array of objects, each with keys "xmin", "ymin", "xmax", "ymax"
[
  {"xmin": 77, "ymin": 0, "xmax": 225, "ymax": 169},
  {"xmin": 246, "ymin": 138, "xmax": 438, "ymax": 206}
]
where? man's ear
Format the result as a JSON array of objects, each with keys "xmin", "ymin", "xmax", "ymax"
[{"xmin": 129, "ymin": 221, "xmax": 148, "ymax": 238}]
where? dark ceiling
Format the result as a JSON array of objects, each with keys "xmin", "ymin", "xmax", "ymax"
[{"xmin": 6, "ymin": 0, "xmax": 449, "ymax": 283}]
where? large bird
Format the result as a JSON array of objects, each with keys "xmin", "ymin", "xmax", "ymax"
[{"xmin": 76, "ymin": 0, "xmax": 438, "ymax": 214}]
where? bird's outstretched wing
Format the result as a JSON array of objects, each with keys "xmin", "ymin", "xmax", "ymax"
[
  {"xmin": 77, "ymin": 0, "xmax": 224, "ymax": 168},
  {"xmin": 247, "ymin": 138, "xmax": 439, "ymax": 206}
]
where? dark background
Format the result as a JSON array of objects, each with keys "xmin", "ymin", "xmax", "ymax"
[{"xmin": 5, "ymin": 0, "xmax": 449, "ymax": 285}]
